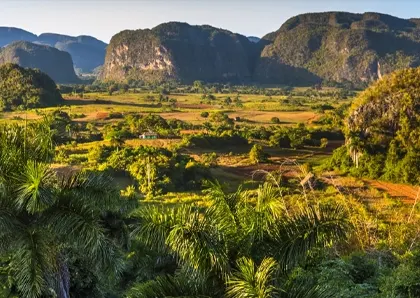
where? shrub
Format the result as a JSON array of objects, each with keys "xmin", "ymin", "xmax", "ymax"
[
  {"xmin": 320, "ymin": 138, "xmax": 328, "ymax": 148},
  {"xmin": 249, "ymin": 144, "xmax": 269, "ymax": 164},
  {"xmin": 271, "ymin": 117, "xmax": 281, "ymax": 124}
]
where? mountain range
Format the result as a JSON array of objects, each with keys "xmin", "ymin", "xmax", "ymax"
[
  {"xmin": 0, "ymin": 41, "xmax": 80, "ymax": 83},
  {"xmin": 3, "ymin": 11, "xmax": 420, "ymax": 86},
  {"xmin": 0, "ymin": 27, "xmax": 107, "ymax": 73}
]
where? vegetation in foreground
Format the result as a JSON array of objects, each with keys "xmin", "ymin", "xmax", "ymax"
[{"xmin": 0, "ymin": 67, "xmax": 418, "ymax": 298}]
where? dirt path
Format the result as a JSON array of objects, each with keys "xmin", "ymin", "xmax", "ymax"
[{"xmin": 366, "ymin": 180, "xmax": 419, "ymax": 204}]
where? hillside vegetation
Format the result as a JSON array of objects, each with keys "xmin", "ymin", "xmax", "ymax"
[
  {"xmin": 0, "ymin": 41, "xmax": 80, "ymax": 83},
  {"xmin": 0, "ymin": 63, "xmax": 63, "ymax": 111},
  {"xmin": 255, "ymin": 12, "xmax": 420, "ymax": 86},
  {"xmin": 326, "ymin": 67, "xmax": 420, "ymax": 183}
]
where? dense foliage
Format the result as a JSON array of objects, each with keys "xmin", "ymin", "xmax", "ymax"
[
  {"xmin": 0, "ymin": 63, "xmax": 63, "ymax": 111},
  {"xmin": 256, "ymin": 12, "xmax": 420, "ymax": 87},
  {"xmin": 0, "ymin": 121, "xmax": 137, "ymax": 297},
  {"xmin": 325, "ymin": 67, "xmax": 420, "ymax": 184},
  {"xmin": 92, "ymin": 145, "xmax": 211, "ymax": 196}
]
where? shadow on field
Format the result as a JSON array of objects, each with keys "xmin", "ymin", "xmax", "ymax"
[{"xmin": 63, "ymin": 98, "xmax": 158, "ymax": 108}]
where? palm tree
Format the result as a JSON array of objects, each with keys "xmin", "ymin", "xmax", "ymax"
[
  {"xmin": 226, "ymin": 257, "xmax": 277, "ymax": 298},
  {"xmin": 130, "ymin": 181, "xmax": 350, "ymax": 297},
  {"xmin": 0, "ymin": 122, "xmax": 134, "ymax": 298}
]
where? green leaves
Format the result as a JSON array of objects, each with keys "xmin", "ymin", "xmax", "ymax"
[
  {"xmin": 226, "ymin": 257, "xmax": 277, "ymax": 298},
  {"xmin": 0, "ymin": 124, "xmax": 131, "ymax": 297},
  {"xmin": 16, "ymin": 161, "xmax": 54, "ymax": 214},
  {"xmin": 126, "ymin": 271, "xmax": 214, "ymax": 298},
  {"xmin": 10, "ymin": 229, "xmax": 57, "ymax": 298},
  {"xmin": 133, "ymin": 205, "xmax": 230, "ymax": 276},
  {"xmin": 273, "ymin": 204, "xmax": 350, "ymax": 270}
]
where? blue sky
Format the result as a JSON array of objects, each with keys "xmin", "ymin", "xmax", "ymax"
[{"xmin": 2, "ymin": 0, "xmax": 418, "ymax": 42}]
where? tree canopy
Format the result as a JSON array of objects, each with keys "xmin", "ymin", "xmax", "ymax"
[{"xmin": 0, "ymin": 63, "xmax": 63, "ymax": 111}]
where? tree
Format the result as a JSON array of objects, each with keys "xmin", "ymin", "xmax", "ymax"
[
  {"xmin": 271, "ymin": 117, "xmax": 280, "ymax": 124},
  {"xmin": 201, "ymin": 111, "xmax": 209, "ymax": 118},
  {"xmin": 0, "ymin": 122, "xmax": 135, "ymax": 298},
  {"xmin": 224, "ymin": 97, "xmax": 233, "ymax": 106},
  {"xmin": 226, "ymin": 257, "xmax": 277, "ymax": 298},
  {"xmin": 249, "ymin": 144, "xmax": 269, "ymax": 164},
  {"xmin": 129, "ymin": 182, "xmax": 350, "ymax": 297},
  {"xmin": 108, "ymin": 84, "xmax": 118, "ymax": 95},
  {"xmin": 320, "ymin": 137, "xmax": 328, "ymax": 148},
  {"xmin": 193, "ymin": 80, "xmax": 205, "ymax": 93}
]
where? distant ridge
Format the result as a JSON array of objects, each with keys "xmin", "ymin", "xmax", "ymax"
[
  {"xmin": 0, "ymin": 41, "xmax": 80, "ymax": 83},
  {"xmin": 0, "ymin": 27, "xmax": 107, "ymax": 73},
  {"xmin": 247, "ymin": 36, "xmax": 261, "ymax": 43},
  {"xmin": 4, "ymin": 11, "xmax": 420, "ymax": 86}
]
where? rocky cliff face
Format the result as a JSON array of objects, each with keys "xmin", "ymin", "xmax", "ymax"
[
  {"xmin": 100, "ymin": 22, "xmax": 261, "ymax": 83},
  {"xmin": 0, "ymin": 41, "xmax": 80, "ymax": 83},
  {"xmin": 254, "ymin": 12, "xmax": 420, "ymax": 86}
]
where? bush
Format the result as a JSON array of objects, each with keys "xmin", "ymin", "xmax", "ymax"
[
  {"xmin": 271, "ymin": 117, "xmax": 281, "ymax": 124},
  {"xmin": 200, "ymin": 111, "xmax": 209, "ymax": 118},
  {"xmin": 249, "ymin": 144, "xmax": 269, "ymax": 164},
  {"xmin": 320, "ymin": 138, "xmax": 328, "ymax": 148}
]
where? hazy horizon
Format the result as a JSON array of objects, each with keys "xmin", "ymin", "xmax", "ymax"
[{"xmin": 2, "ymin": 0, "xmax": 420, "ymax": 43}]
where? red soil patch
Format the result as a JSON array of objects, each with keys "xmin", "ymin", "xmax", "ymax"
[
  {"xmin": 367, "ymin": 180, "xmax": 419, "ymax": 204},
  {"xmin": 176, "ymin": 103, "xmax": 214, "ymax": 109},
  {"xmin": 95, "ymin": 112, "xmax": 109, "ymax": 120}
]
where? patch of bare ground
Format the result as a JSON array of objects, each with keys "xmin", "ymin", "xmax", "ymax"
[{"xmin": 366, "ymin": 180, "xmax": 419, "ymax": 204}]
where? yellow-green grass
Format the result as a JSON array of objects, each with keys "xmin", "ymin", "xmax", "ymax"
[{"xmin": 0, "ymin": 90, "xmax": 351, "ymax": 127}]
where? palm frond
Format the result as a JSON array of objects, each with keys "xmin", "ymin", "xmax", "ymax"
[
  {"xmin": 279, "ymin": 279, "xmax": 335, "ymax": 298},
  {"xmin": 126, "ymin": 270, "xmax": 213, "ymax": 298},
  {"xmin": 274, "ymin": 204, "xmax": 350, "ymax": 270},
  {"xmin": 205, "ymin": 181, "xmax": 243, "ymax": 233},
  {"xmin": 10, "ymin": 228, "xmax": 57, "ymax": 298},
  {"xmin": 131, "ymin": 205, "xmax": 177, "ymax": 253},
  {"xmin": 226, "ymin": 257, "xmax": 277, "ymax": 298},
  {"xmin": 239, "ymin": 183, "xmax": 286, "ymax": 244},
  {"xmin": 166, "ymin": 206, "xmax": 229, "ymax": 276},
  {"xmin": 57, "ymin": 171, "xmax": 121, "ymax": 212},
  {"xmin": 15, "ymin": 161, "xmax": 54, "ymax": 214}
]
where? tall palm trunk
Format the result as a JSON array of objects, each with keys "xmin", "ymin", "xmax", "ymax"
[{"xmin": 57, "ymin": 258, "xmax": 70, "ymax": 298}]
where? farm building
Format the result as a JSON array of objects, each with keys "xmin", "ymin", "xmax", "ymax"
[{"xmin": 140, "ymin": 131, "xmax": 158, "ymax": 139}]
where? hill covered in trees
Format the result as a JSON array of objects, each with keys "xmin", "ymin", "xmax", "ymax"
[
  {"xmin": 0, "ymin": 27, "xmax": 107, "ymax": 73},
  {"xmin": 326, "ymin": 67, "xmax": 420, "ymax": 184},
  {"xmin": 255, "ymin": 12, "xmax": 420, "ymax": 86},
  {"xmin": 0, "ymin": 41, "xmax": 80, "ymax": 83},
  {"xmin": 100, "ymin": 22, "xmax": 262, "ymax": 84},
  {"xmin": 0, "ymin": 63, "xmax": 63, "ymax": 111}
]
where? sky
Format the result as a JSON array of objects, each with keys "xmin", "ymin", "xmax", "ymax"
[{"xmin": 1, "ymin": 0, "xmax": 419, "ymax": 43}]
